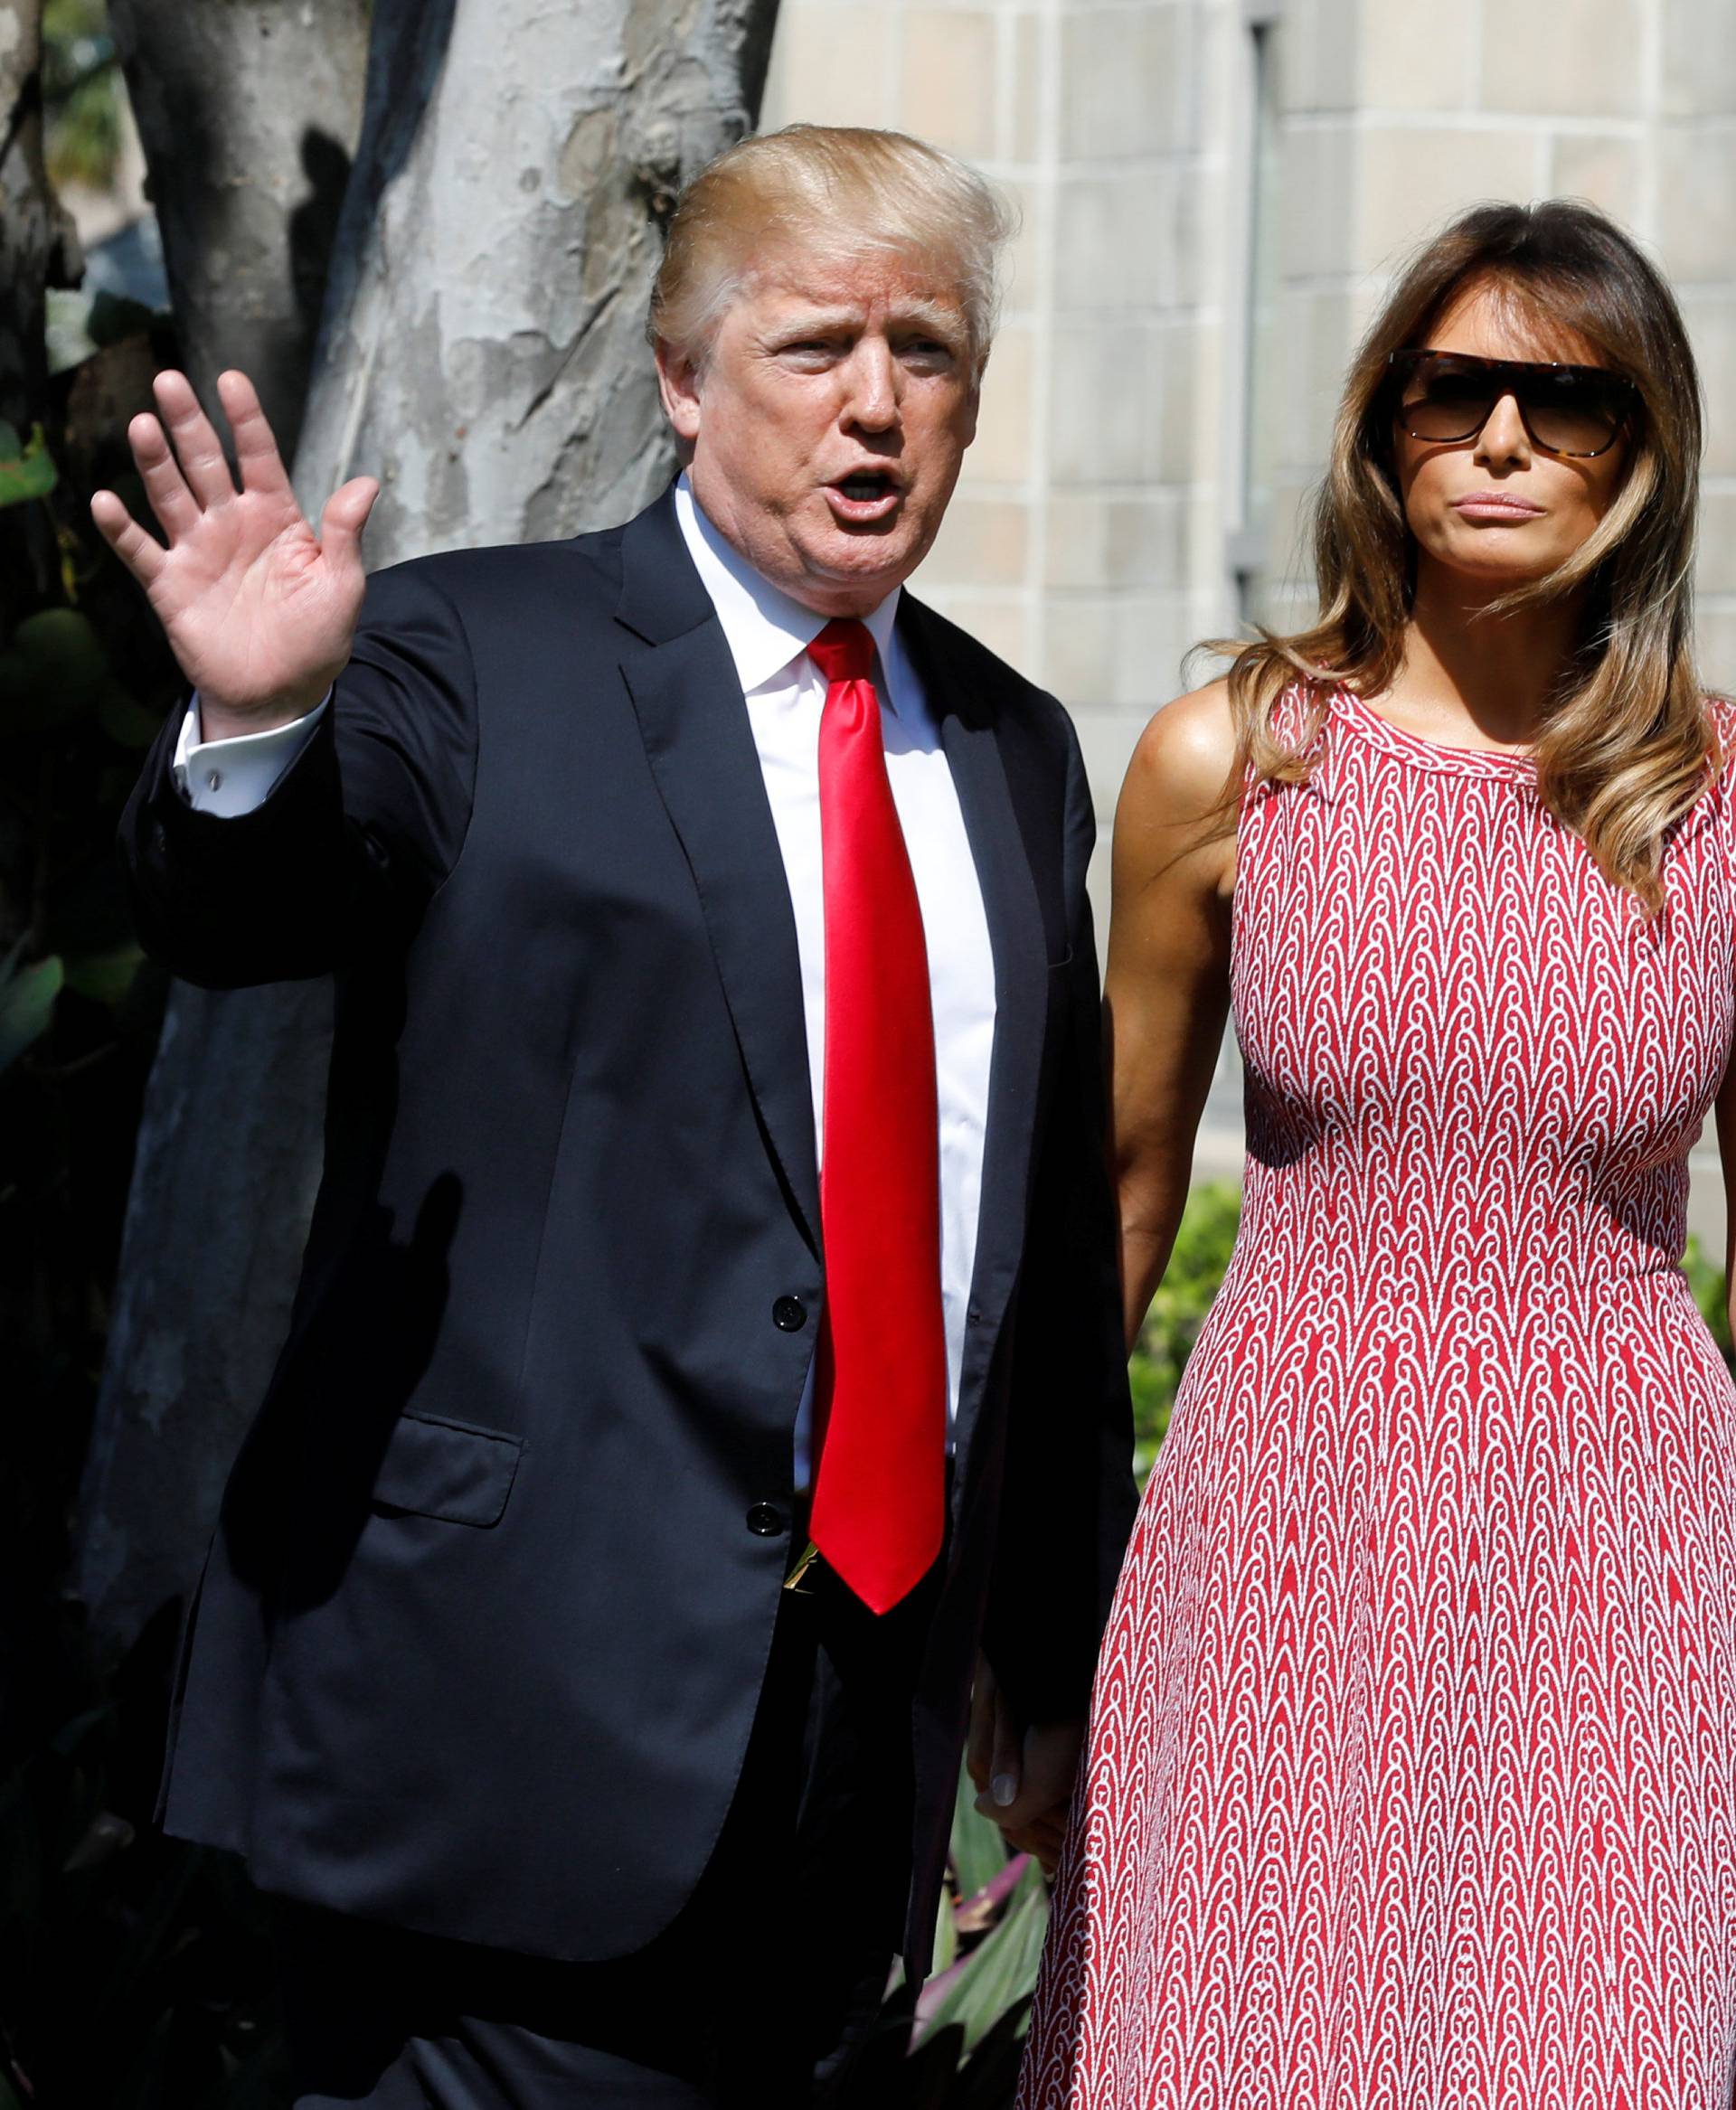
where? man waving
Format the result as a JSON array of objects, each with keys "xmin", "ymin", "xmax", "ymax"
[{"xmin": 99, "ymin": 124, "xmax": 1134, "ymax": 2109}]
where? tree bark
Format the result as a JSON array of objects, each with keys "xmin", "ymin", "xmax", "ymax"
[
  {"xmin": 294, "ymin": 0, "xmax": 778, "ymax": 551},
  {"xmin": 0, "ymin": 0, "xmax": 78, "ymax": 435},
  {"xmin": 107, "ymin": 0, "xmax": 370, "ymax": 460},
  {"xmin": 77, "ymin": 0, "xmax": 779, "ymax": 1652}
]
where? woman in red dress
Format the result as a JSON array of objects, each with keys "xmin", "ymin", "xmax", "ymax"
[{"xmin": 1021, "ymin": 201, "xmax": 1735, "ymax": 2108}]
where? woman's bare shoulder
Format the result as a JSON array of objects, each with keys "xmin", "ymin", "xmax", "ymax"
[{"xmin": 1118, "ymin": 678, "xmax": 1241, "ymax": 834}]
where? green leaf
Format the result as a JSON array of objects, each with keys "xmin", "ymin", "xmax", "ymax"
[
  {"xmin": 1131, "ymin": 1177, "xmax": 1241, "ymax": 1481},
  {"xmin": 948, "ymin": 1760, "xmax": 1009, "ymax": 1903},
  {"xmin": 1683, "ymin": 1233, "xmax": 1732, "ymax": 1360},
  {"xmin": 0, "ymin": 607, "xmax": 110, "ymax": 732},
  {"xmin": 0, "ymin": 420, "xmax": 59, "ymax": 507},
  {"xmin": 98, "ymin": 682, "xmax": 165, "ymax": 750},
  {"xmin": 915, "ymin": 1861, "xmax": 1048, "ymax": 2058},
  {"xmin": 62, "ymin": 944, "xmax": 143, "ymax": 1008},
  {"xmin": 0, "ymin": 951, "xmax": 63, "ymax": 1073},
  {"xmin": 930, "ymin": 1881, "xmax": 958, "ymax": 1976}
]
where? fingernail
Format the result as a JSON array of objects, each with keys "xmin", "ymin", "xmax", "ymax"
[{"xmin": 992, "ymin": 1773, "xmax": 1017, "ymax": 1807}]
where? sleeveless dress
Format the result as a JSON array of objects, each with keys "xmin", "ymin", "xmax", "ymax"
[{"xmin": 1020, "ymin": 686, "xmax": 1736, "ymax": 2110}]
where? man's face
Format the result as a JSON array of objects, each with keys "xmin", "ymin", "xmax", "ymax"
[{"xmin": 656, "ymin": 243, "xmax": 981, "ymax": 617}]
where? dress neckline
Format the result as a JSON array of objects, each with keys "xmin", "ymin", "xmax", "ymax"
[{"xmin": 1329, "ymin": 684, "xmax": 1536, "ymax": 783}]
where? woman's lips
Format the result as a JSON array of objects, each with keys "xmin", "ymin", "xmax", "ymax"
[{"xmin": 1453, "ymin": 495, "xmax": 1545, "ymax": 522}]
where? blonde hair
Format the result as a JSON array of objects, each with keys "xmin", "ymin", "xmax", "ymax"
[
  {"xmin": 1219, "ymin": 199, "xmax": 1712, "ymax": 910},
  {"xmin": 648, "ymin": 124, "xmax": 1015, "ymax": 375}
]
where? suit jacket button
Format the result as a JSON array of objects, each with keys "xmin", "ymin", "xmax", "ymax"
[
  {"xmin": 746, "ymin": 1502, "xmax": 785, "ymax": 1537},
  {"xmin": 772, "ymin": 1295, "xmax": 807, "ymax": 1333}
]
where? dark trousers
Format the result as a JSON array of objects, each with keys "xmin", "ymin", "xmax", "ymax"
[{"xmin": 274, "ymin": 1557, "xmax": 937, "ymax": 2107}]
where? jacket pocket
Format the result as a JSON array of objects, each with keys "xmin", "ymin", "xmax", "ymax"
[{"xmin": 370, "ymin": 1410, "xmax": 524, "ymax": 1528}]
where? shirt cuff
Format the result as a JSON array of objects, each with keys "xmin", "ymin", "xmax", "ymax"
[{"xmin": 172, "ymin": 693, "xmax": 331, "ymax": 816}]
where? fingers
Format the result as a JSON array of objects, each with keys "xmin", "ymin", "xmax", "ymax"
[
  {"xmin": 126, "ymin": 411, "xmax": 201, "ymax": 541},
  {"xmin": 1002, "ymin": 1813, "xmax": 1069, "ymax": 1873},
  {"xmin": 318, "ymin": 476, "xmax": 381, "ymax": 569},
  {"xmin": 90, "ymin": 489, "xmax": 166, "ymax": 588},
  {"xmin": 217, "ymin": 369, "xmax": 295, "ymax": 504},
  {"xmin": 153, "ymin": 369, "xmax": 238, "ymax": 512}
]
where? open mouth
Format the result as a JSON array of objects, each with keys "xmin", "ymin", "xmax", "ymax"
[{"xmin": 826, "ymin": 471, "xmax": 903, "ymax": 524}]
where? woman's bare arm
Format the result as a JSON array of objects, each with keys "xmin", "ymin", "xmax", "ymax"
[{"xmin": 1107, "ymin": 680, "xmax": 1241, "ymax": 1351}]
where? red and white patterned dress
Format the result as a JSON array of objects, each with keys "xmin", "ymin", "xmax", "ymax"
[{"xmin": 1021, "ymin": 686, "xmax": 1736, "ymax": 2110}]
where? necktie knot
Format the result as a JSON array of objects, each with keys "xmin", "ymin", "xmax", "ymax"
[{"xmin": 807, "ymin": 617, "xmax": 876, "ymax": 687}]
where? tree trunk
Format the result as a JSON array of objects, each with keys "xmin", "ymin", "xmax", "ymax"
[
  {"xmin": 0, "ymin": 0, "xmax": 79, "ymax": 621},
  {"xmin": 77, "ymin": 0, "xmax": 779, "ymax": 1652},
  {"xmin": 106, "ymin": 0, "xmax": 371, "ymax": 459},
  {"xmin": 0, "ymin": 0, "xmax": 79, "ymax": 434},
  {"xmin": 294, "ymin": 0, "xmax": 778, "ymax": 551}
]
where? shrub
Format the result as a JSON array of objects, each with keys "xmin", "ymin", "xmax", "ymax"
[{"xmin": 1127, "ymin": 1180, "xmax": 1241, "ymax": 1483}]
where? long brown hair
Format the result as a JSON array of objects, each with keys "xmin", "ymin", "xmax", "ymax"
[{"xmin": 1223, "ymin": 200, "xmax": 1710, "ymax": 909}]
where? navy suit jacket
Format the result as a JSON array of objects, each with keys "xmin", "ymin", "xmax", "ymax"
[{"xmin": 119, "ymin": 488, "xmax": 1136, "ymax": 1976}]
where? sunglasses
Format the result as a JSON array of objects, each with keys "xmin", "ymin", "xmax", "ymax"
[{"xmin": 1388, "ymin": 349, "xmax": 1637, "ymax": 459}]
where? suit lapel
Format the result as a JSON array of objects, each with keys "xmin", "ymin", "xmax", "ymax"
[
  {"xmin": 616, "ymin": 495, "xmax": 822, "ymax": 1256},
  {"xmin": 899, "ymin": 598, "xmax": 1051, "ymax": 1490}
]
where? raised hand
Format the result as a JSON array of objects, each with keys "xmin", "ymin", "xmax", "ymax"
[{"xmin": 90, "ymin": 370, "xmax": 380, "ymax": 739}]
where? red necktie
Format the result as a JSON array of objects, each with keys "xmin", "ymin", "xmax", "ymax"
[{"xmin": 806, "ymin": 618, "xmax": 947, "ymax": 1615}]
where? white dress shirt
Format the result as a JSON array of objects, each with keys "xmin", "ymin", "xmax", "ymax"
[{"xmin": 173, "ymin": 477, "xmax": 999, "ymax": 1484}]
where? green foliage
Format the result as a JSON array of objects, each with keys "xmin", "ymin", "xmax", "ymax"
[
  {"xmin": 843, "ymin": 1768, "xmax": 1050, "ymax": 2107},
  {"xmin": 1684, "ymin": 1233, "xmax": 1734, "ymax": 1363},
  {"xmin": 0, "ymin": 1629, "xmax": 287, "ymax": 2108},
  {"xmin": 0, "ymin": 947, "xmax": 64, "ymax": 1073},
  {"xmin": 2, "ymin": 229, "xmax": 190, "ymax": 2110},
  {"xmin": 43, "ymin": 0, "xmax": 123, "ymax": 194},
  {"xmin": 0, "ymin": 423, "xmax": 60, "ymax": 509},
  {"xmin": 1128, "ymin": 1179, "xmax": 1242, "ymax": 1481}
]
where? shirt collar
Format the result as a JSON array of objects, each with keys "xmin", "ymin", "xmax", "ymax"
[{"xmin": 673, "ymin": 474, "xmax": 905, "ymax": 704}]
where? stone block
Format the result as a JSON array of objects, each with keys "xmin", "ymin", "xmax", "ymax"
[
  {"xmin": 1280, "ymin": 0, "xmax": 1362, "ymax": 117},
  {"xmin": 1010, "ymin": 10, "xmax": 1046, "ymax": 163},
  {"xmin": 922, "ymin": 592, "xmax": 1033, "ymax": 678},
  {"xmin": 759, "ymin": 3, "xmax": 893, "ymax": 129},
  {"xmin": 1478, "ymin": 0, "xmax": 1644, "ymax": 115},
  {"xmin": 970, "ymin": 325, "xmax": 1034, "ymax": 484},
  {"xmin": 1279, "ymin": 122, "xmax": 1358, "ymax": 280},
  {"xmin": 1695, "ymin": 604, "xmax": 1736, "ymax": 696},
  {"xmin": 1656, "ymin": 128, "xmax": 1736, "ymax": 283},
  {"xmin": 1548, "ymin": 134, "xmax": 1641, "ymax": 222},
  {"xmin": 1661, "ymin": 0, "xmax": 1736, "ymax": 117},
  {"xmin": 1270, "ymin": 287, "xmax": 1361, "ymax": 474},
  {"xmin": 1112, "ymin": 592, "xmax": 1197, "ymax": 709},
  {"xmin": 897, "ymin": 9, "xmax": 999, "ymax": 160},
  {"xmin": 1359, "ymin": 0, "xmax": 1477, "ymax": 111},
  {"xmin": 1679, "ymin": 294, "xmax": 1736, "ymax": 476},
  {"xmin": 1060, "ymin": 5, "xmax": 1186, "ymax": 162},
  {"xmin": 999, "ymin": 176, "xmax": 1043, "ymax": 317},
  {"xmin": 1354, "ymin": 126, "xmax": 1542, "ymax": 276},
  {"xmin": 920, "ymin": 492, "xmax": 1031, "ymax": 588},
  {"xmin": 1042, "ymin": 596, "xmax": 1118, "ymax": 703},
  {"xmin": 1156, "ymin": 325, "xmax": 1201, "ymax": 485},
  {"xmin": 1696, "ymin": 486, "xmax": 1736, "ymax": 598},
  {"xmin": 1049, "ymin": 324, "xmax": 1163, "ymax": 484},
  {"xmin": 1054, "ymin": 170, "xmax": 1183, "ymax": 314},
  {"xmin": 1044, "ymin": 492, "xmax": 1190, "ymax": 592},
  {"xmin": 1043, "ymin": 495, "xmax": 1115, "ymax": 591}
]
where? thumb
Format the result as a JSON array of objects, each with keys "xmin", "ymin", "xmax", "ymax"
[{"xmin": 319, "ymin": 476, "xmax": 381, "ymax": 569}]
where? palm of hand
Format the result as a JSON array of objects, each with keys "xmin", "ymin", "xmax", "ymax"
[
  {"xmin": 90, "ymin": 368, "xmax": 379, "ymax": 722},
  {"xmin": 151, "ymin": 495, "xmax": 354, "ymax": 711}
]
